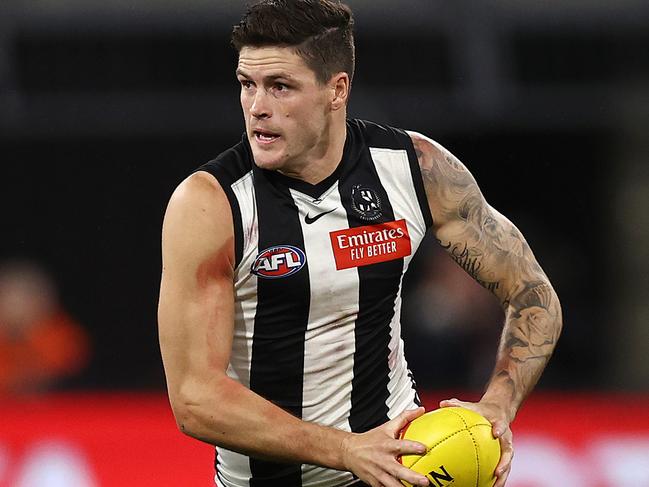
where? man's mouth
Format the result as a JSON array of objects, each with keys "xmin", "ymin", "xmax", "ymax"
[{"xmin": 253, "ymin": 129, "xmax": 280, "ymax": 144}]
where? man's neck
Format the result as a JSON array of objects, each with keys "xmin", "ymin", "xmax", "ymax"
[{"xmin": 277, "ymin": 117, "xmax": 347, "ymax": 185}]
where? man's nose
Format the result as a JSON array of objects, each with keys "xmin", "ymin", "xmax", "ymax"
[{"xmin": 250, "ymin": 89, "xmax": 271, "ymax": 119}]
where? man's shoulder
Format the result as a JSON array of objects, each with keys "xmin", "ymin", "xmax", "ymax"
[
  {"xmin": 348, "ymin": 118, "xmax": 413, "ymax": 151},
  {"xmin": 403, "ymin": 130, "xmax": 451, "ymax": 168}
]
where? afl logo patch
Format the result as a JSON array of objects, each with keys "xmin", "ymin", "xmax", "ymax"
[
  {"xmin": 351, "ymin": 184, "xmax": 382, "ymax": 221},
  {"xmin": 251, "ymin": 245, "xmax": 306, "ymax": 279}
]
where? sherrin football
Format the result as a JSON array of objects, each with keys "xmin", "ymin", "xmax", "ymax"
[{"xmin": 399, "ymin": 407, "xmax": 501, "ymax": 487}]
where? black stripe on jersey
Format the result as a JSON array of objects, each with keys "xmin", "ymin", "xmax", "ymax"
[
  {"xmin": 248, "ymin": 165, "xmax": 310, "ymax": 486},
  {"xmin": 407, "ymin": 369, "xmax": 422, "ymax": 407},
  {"xmin": 396, "ymin": 128, "xmax": 434, "ymax": 229},
  {"xmin": 214, "ymin": 451, "xmax": 221, "ymax": 483},
  {"xmin": 226, "ymin": 185, "xmax": 244, "ymax": 267},
  {"xmin": 196, "ymin": 139, "xmax": 253, "ymax": 267},
  {"xmin": 338, "ymin": 122, "xmax": 404, "ymax": 433}
]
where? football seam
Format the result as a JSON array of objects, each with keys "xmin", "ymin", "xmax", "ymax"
[
  {"xmin": 445, "ymin": 409, "xmax": 481, "ymax": 487},
  {"xmin": 408, "ymin": 429, "xmax": 466, "ymax": 471},
  {"xmin": 411, "ymin": 409, "xmax": 483, "ymax": 487}
]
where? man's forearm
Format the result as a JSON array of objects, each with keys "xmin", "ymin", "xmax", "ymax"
[
  {"xmin": 172, "ymin": 374, "xmax": 349, "ymax": 469},
  {"xmin": 482, "ymin": 279, "xmax": 562, "ymax": 419}
]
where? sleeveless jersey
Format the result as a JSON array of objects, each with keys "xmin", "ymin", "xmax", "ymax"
[{"xmin": 197, "ymin": 119, "xmax": 434, "ymax": 487}]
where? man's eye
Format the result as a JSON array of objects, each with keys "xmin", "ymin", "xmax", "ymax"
[
  {"xmin": 275, "ymin": 83, "xmax": 288, "ymax": 91},
  {"xmin": 240, "ymin": 80, "xmax": 252, "ymax": 89}
]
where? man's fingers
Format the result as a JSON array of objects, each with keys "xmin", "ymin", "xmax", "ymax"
[
  {"xmin": 399, "ymin": 406, "xmax": 426, "ymax": 424},
  {"xmin": 440, "ymin": 398, "xmax": 473, "ymax": 410},
  {"xmin": 376, "ymin": 471, "xmax": 407, "ymax": 487},
  {"xmin": 496, "ymin": 440, "xmax": 513, "ymax": 476},
  {"xmin": 365, "ymin": 461, "xmax": 429, "ymax": 487},
  {"xmin": 496, "ymin": 455, "xmax": 513, "ymax": 478},
  {"xmin": 387, "ymin": 407, "xmax": 425, "ymax": 437},
  {"xmin": 495, "ymin": 430, "xmax": 513, "ymax": 484},
  {"xmin": 494, "ymin": 464, "xmax": 511, "ymax": 487},
  {"xmin": 392, "ymin": 465, "xmax": 429, "ymax": 487},
  {"xmin": 439, "ymin": 397, "xmax": 460, "ymax": 407},
  {"xmin": 492, "ymin": 419, "xmax": 507, "ymax": 438},
  {"xmin": 494, "ymin": 440, "xmax": 512, "ymax": 487},
  {"xmin": 377, "ymin": 459, "xmax": 428, "ymax": 487},
  {"xmin": 393, "ymin": 439, "xmax": 427, "ymax": 456}
]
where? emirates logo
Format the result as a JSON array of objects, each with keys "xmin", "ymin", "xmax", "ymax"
[{"xmin": 329, "ymin": 219, "xmax": 411, "ymax": 270}]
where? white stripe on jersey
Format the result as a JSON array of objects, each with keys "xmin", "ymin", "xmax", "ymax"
[
  {"xmin": 369, "ymin": 148, "xmax": 428, "ymax": 244},
  {"xmin": 217, "ymin": 170, "xmax": 257, "ymax": 487},
  {"xmin": 290, "ymin": 183, "xmax": 357, "ymax": 487},
  {"xmin": 370, "ymin": 147, "xmax": 428, "ymax": 418},
  {"xmin": 229, "ymin": 170, "xmax": 257, "ymax": 388}
]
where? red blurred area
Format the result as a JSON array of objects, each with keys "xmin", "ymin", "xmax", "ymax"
[
  {"xmin": 1, "ymin": 393, "xmax": 648, "ymax": 487},
  {"xmin": 420, "ymin": 391, "xmax": 649, "ymax": 446},
  {"xmin": 0, "ymin": 394, "xmax": 214, "ymax": 487}
]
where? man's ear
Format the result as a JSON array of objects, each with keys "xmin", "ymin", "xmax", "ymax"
[{"xmin": 330, "ymin": 73, "xmax": 350, "ymax": 110}]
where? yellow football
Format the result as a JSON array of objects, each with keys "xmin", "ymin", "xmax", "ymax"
[{"xmin": 399, "ymin": 407, "xmax": 501, "ymax": 487}]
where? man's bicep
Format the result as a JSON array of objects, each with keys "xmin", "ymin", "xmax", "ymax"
[
  {"xmin": 158, "ymin": 172, "xmax": 236, "ymax": 400},
  {"xmin": 434, "ymin": 204, "xmax": 540, "ymax": 301},
  {"xmin": 408, "ymin": 131, "xmax": 544, "ymax": 303}
]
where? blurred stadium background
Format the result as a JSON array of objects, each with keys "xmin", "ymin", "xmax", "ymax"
[{"xmin": 1, "ymin": 0, "xmax": 648, "ymax": 485}]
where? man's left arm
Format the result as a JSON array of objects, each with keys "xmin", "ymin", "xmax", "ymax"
[{"xmin": 407, "ymin": 131, "xmax": 563, "ymax": 487}]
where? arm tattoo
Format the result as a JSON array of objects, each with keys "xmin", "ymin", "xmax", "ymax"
[
  {"xmin": 439, "ymin": 241, "xmax": 500, "ymax": 293},
  {"xmin": 409, "ymin": 131, "xmax": 562, "ymax": 414},
  {"xmin": 495, "ymin": 280, "xmax": 561, "ymax": 407}
]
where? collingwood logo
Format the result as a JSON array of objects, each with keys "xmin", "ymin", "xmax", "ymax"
[{"xmin": 351, "ymin": 184, "xmax": 382, "ymax": 221}]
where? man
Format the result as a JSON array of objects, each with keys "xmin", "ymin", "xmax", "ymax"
[{"xmin": 158, "ymin": 1, "xmax": 562, "ymax": 486}]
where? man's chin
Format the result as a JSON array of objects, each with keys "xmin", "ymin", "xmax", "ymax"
[{"xmin": 251, "ymin": 152, "xmax": 283, "ymax": 171}]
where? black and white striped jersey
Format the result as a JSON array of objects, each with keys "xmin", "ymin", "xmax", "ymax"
[{"xmin": 197, "ymin": 119, "xmax": 434, "ymax": 487}]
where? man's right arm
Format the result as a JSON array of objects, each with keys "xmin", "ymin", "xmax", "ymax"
[{"xmin": 158, "ymin": 171, "xmax": 429, "ymax": 487}]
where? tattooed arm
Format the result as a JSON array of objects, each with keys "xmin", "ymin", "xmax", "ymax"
[{"xmin": 407, "ymin": 131, "xmax": 562, "ymax": 486}]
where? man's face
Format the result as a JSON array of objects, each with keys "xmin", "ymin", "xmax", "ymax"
[{"xmin": 236, "ymin": 46, "xmax": 333, "ymax": 174}]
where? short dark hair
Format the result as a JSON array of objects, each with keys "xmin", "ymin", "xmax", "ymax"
[{"xmin": 231, "ymin": 0, "xmax": 355, "ymax": 85}]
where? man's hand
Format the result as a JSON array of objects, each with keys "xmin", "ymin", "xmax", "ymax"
[
  {"xmin": 440, "ymin": 398, "xmax": 513, "ymax": 487},
  {"xmin": 341, "ymin": 407, "xmax": 431, "ymax": 487}
]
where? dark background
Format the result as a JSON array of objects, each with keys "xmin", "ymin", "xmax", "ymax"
[{"xmin": 1, "ymin": 0, "xmax": 647, "ymax": 392}]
